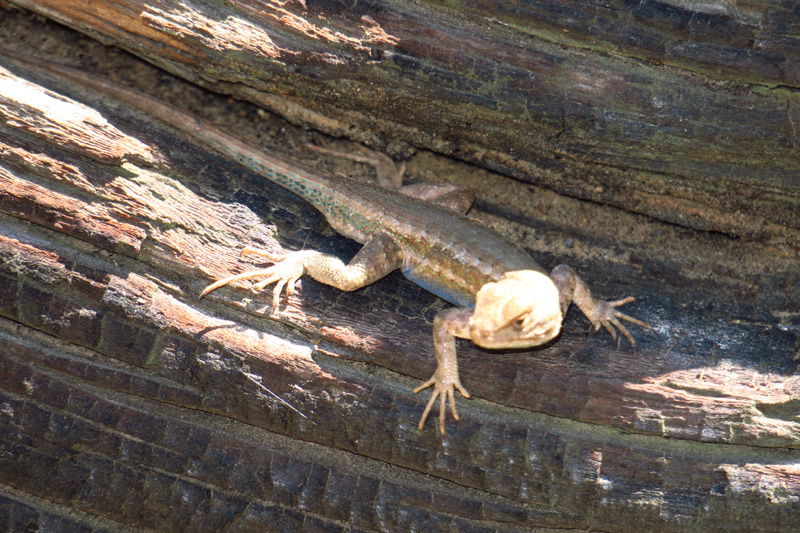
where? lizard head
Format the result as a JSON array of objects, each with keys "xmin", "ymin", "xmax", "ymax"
[{"xmin": 469, "ymin": 270, "xmax": 563, "ymax": 349}]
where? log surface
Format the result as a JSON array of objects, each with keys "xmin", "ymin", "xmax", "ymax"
[
  {"xmin": 1, "ymin": 6, "xmax": 799, "ymax": 533},
  {"xmin": 5, "ymin": 0, "xmax": 800, "ymax": 242}
]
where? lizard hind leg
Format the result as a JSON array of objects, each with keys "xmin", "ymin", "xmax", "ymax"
[
  {"xmin": 198, "ymin": 250, "xmax": 311, "ymax": 312},
  {"xmin": 199, "ymin": 234, "xmax": 403, "ymax": 313},
  {"xmin": 305, "ymin": 143, "xmax": 405, "ymax": 189},
  {"xmin": 398, "ymin": 183, "xmax": 475, "ymax": 214},
  {"xmin": 304, "ymin": 142, "xmax": 474, "ymax": 213},
  {"xmin": 241, "ymin": 246, "xmax": 303, "ymax": 306}
]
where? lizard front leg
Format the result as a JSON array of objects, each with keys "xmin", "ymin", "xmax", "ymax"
[
  {"xmin": 550, "ymin": 264, "xmax": 652, "ymax": 347},
  {"xmin": 414, "ymin": 307, "xmax": 472, "ymax": 434},
  {"xmin": 200, "ymin": 234, "xmax": 402, "ymax": 311}
]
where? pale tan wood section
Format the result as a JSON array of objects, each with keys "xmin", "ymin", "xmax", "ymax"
[{"xmin": 0, "ymin": 7, "xmax": 798, "ymax": 532}]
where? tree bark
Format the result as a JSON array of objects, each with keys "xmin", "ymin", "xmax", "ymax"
[
  {"xmin": 1, "ymin": 4, "xmax": 799, "ymax": 532},
  {"xmin": 4, "ymin": 0, "xmax": 800, "ymax": 242}
]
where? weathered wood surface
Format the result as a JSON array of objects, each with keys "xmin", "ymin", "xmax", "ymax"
[
  {"xmin": 1, "ymin": 7, "xmax": 800, "ymax": 533},
  {"xmin": 5, "ymin": 0, "xmax": 800, "ymax": 242}
]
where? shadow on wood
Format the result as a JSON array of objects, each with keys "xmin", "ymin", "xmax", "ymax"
[{"xmin": 0, "ymin": 6, "xmax": 799, "ymax": 532}]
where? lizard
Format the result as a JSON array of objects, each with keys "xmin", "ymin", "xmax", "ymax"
[{"xmin": 2, "ymin": 49, "xmax": 652, "ymax": 434}]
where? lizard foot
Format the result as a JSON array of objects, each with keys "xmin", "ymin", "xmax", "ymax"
[
  {"xmin": 199, "ymin": 249, "xmax": 311, "ymax": 312},
  {"xmin": 550, "ymin": 264, "xmax": 653, "ymax": 349},
  {"xmin": 586, "ymin": 296, "xmax": 653, "ymax": 348},
  {"xmin": 413, "ymin": 370, "xmax": 470, "ymax": 435},
  {"xmin": 305, "ymin": 143, "xmax": 405, "ymax": 189}
]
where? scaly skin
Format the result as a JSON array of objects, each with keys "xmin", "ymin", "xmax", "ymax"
[{"xmin": 4, "ymin": 49, "xmax": 653, "ymax": 434}]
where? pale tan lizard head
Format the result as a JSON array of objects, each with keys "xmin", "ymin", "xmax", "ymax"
[{"xmin": 470, "ymin": 270, "xmax": 563, "ymax": 349}]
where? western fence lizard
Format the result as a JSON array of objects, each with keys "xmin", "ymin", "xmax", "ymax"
[{"xmin": 4, "ymin": 50, "xmax": 652, "ymax": 434}]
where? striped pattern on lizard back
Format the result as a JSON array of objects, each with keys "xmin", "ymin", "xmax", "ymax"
[{"xmin": 270, "ymin": 169, "xmax": 545, "ymax": 309}]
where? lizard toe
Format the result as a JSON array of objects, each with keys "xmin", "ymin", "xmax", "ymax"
[{"xmin": 414, "ymin": 373, "xmax": 470, "ymax": 434}]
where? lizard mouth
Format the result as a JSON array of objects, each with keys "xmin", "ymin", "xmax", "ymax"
[{"xmin": 472, "ymin": 320, "xmax": 561, "ymax": 349}]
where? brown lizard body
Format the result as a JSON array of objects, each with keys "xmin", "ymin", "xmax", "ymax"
[{"xmin": 2, "ymin": 49, "xmax": 651, "ymax": 433}]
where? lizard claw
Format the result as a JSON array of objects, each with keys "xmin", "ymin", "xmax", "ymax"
[
  {"xmin": 413, "ymin": 371, "xmax": 470, "ymax": 435},
  {"xmin": 199, "ymin": 250, "xmax": 310, "ymax": 312},
  {"xmin": 589, "ymin": 296, "xmax": 653, "ymax": 348}
]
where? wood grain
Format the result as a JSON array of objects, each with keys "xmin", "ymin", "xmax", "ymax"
[
  {"xmin": 1, "ymin": 7, "xmax": 799, "ymax": 532},
  {"xmin": 5, "ymin": 0, "xmax": 800, "ymax": 241}
]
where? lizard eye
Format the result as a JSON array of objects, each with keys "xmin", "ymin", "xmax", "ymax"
[{"xmin": 511, "ymin": 317, "xmax": 526, "ymax": 331}]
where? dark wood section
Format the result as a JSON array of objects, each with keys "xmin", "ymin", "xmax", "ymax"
[
  {"xmin": 5, "ymin": 0, "xmax": 800, "ymax": 240},
  {"xmin": 1, "ymin": 5, "xmax": 798, "ymax": 532}
]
